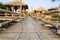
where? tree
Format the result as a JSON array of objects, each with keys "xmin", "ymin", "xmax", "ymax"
[
  {"xmin": 52, "ymin": 0, "xmax": 60, "ymax": 2},
  {"xmin": 0, "ymin": 2, "xmax": 6, "ymax": 9},
  {"xmin": 0, "ymin": 2, "xmax": 7, "ymax": 14},
  {"xmin": 52, "ymin": 0, "xmax": 55, "ymax": 2}
]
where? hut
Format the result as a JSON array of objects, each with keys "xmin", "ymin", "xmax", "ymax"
[
  {"xmin": 2, "ymin": 0, "xmax": 28, "ymax": 18},
  {"xmin": 3, "ymin": 0, "xmax": 28, "ymax": 13},
  {"xmin": 43, "ymin": 6, "xmax": 60, "ymax": 22},
  {"xmin": 35, "ymin": 6, "xmax": 47, "ymax": 20}
]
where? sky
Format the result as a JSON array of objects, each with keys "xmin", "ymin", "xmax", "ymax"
[{"xmin": 0, "ymin": 0, "xmax": 60, "ymax": 11}]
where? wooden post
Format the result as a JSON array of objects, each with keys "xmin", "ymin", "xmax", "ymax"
[
  {"xmin": 23, "ymin": 8, "xmax": 25, "ymax": 18},
  {"xmin": 7, "ymin": 7, "xmax": 9, "ymax": 10},
  {"xmin": 20, "ymin": 0, "xmax": 22, "ymax": 13},
  {"xmin": 19, "ymin": 3, "xmax": 22, "ymax": 18},
  {"xmin": 57, "ymin": 23, "xmax": 60, "ymax": 34},
  {"xmin": 5, "ymin": 12, "xmax": 8, "ymax": 17},
  {"xmin": 20, "ymin": 5, "xmax": 22, "ymax": 13},
  {"xmin": 36, "ymin": 12, "xmax": 40, "ymax": 20},
  {"xmin": 11, "ymin": 6, "xmax": 14, "ymax": 12},
  {"xmin": 57, "ymin": 26, "xmax": 60, "ymax": 34},
  {"xmin": 12, "ymin": 13, "xmax": 14, "ymax": 18}
]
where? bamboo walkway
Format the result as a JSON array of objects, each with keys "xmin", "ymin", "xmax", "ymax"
[{"xmin": 0, "ymin": 16, "xmax": 60, "ymax": 40}]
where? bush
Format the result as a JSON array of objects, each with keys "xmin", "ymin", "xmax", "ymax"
[
  {"xmin": 52, "ymin": 15, "xmax": 58, "ymax": 18},
  {"xmin": 0, "ymin": 2, "xmax": 7, "ymax": 10}
]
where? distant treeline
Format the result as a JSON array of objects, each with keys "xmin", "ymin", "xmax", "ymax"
[{"xmin": 52, "ymin": 0, "xmax": 60, "ymax": 2}]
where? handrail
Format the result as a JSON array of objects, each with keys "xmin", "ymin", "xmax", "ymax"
[
  {"xmin": 42, "ymin": 10, "xmax": 60, "ymax": 14},
  {"xmin": 0, "ymin": 9, "xmax": 20, "ymax": 14},
  {"xmin": 0, "ymin": 18, "xmax": 18, "ymax": 27},
  {"xmin": 42, "ymin": 19, "xmax": 60, "ymax": 28}
]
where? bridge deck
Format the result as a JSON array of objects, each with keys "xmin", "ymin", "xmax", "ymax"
[{"xmin": 0, "ymin": 17, "xmax": 60, "ymax": 40}]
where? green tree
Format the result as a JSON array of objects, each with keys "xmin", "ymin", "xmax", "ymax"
[
  {"xmin": 0, "ymin": 2, "xmax": 6, "ymax": 9},
  {"xmin": 0, "ymin": 2, "xmax": 7, "ymax": 14},
  {"xmin": 52, "ymin": 0, "xmax": 60, "ymax": 2}
]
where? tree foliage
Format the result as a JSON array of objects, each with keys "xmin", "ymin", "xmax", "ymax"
[
  {"xmin": 52, "ymin": 0, "xmax": 60, "ymax": 2},
  {"xmin": 0, "ymin": 2, "xmax": 6, "ymax": 9},
  {"xmin": 52, "ymin": 0, "xmax": 55, "ymax": 2}
]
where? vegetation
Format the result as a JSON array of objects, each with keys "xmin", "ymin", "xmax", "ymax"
[
  {"xmin": 0, "ymin": 2, "xmax": 7, "ymax": 14},
  {"xmin": 52, "ymin": 15, "xmax": 58, "ymax": 18},
  {"xmin": 52, "ymin": 0, "xmax": 60, "ymax": 2},
  {"xmin": 0, "ymin": 2, "xmax": 7, "ymax": 10}
]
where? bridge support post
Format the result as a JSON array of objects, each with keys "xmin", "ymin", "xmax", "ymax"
[
  {"xmin": 5, "ymin": 12, "xmax": 8, "ymax": 17},
  {"xmin": 12, "ymin": 14, "xmax": 14, "ymax": 18},
  {"xmin": 57, "ymin": 23, "xmax": 60, "ymax": 34},
  {"xmin": 57, "ymin": 26, "xmax": 60, "ymax": 34}
]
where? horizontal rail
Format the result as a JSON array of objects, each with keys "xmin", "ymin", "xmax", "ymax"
[
  {"xmin": 42, "ymin": 20, "xmax": 60, "ymax": 28},
  {"xmin": 42, "ymin": 10, "xmax": 60, "ymax": 14},
  {"xmin": 0, "ymin": 18, "xmax": 18, "ymax": 28},
  {"xmin": 0, "ymin": 9, "xmax": 20, "ymax": 14}
]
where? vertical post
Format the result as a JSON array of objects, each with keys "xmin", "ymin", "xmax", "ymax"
[
  {"xmin": 11, "ymin": 6, "xmax": 14, "ymax": 12},
  {"xmin": 36, "ymin": 11, "xmax": 40, "ymax": 20},
  {"xmin": 23, "ymin": 7, "xmax": 25, "ymax": 18},
  {"xmin": 57, "ymin": 26, "xmax": 60, "ymax": 33},
  {"xmin": 20, "ymin": 6, "xmax": 22, "ymax": 13},
  {"xmin": 5, "ymin": 12, "xmax": 8, "ymax": 17},
  {"xmin": 6, "ymin": 7, "xmax": 9, "ymax": 10},
  {"xmin": 58, "ymin": 5, "xmax": 60, "ymax": 16},
  {"xmin": 57, "ymin": 23, "xmax": 60, "ymax": 34},
  {"xmin": 12, "ymin": 13, "xmax": 14, "ymax": 18},
  {"xmin": 20, "ymin": 0, "xmax": 22, "ymax": 13},
  {"xmin": 19, "ymin": 0, "xmax": 22, "ymax": 18},
  {"xmin": 19, "ymin": 5, "xmax": 22, "ymax": 18}
]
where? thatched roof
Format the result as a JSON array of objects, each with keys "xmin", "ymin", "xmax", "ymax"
[
  {"xmin": 36, "ymin": 6, "xmax": 47, "ymax": 11},
  {"xmin": 3, "ymin": 1, "xmax": 27, "ymax": 6}
]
